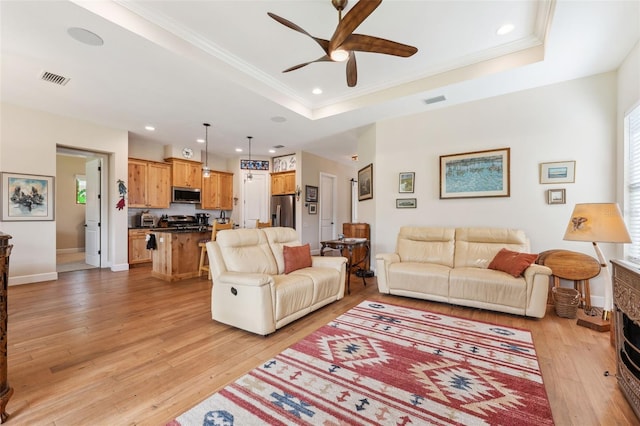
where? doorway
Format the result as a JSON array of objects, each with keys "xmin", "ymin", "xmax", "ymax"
[
  {"xmin": 56, "ymin": 147, "xmax": 107, "ymax": 272},
  {"xmin": 242, "ymin": 172, "xmax": 269, "ymax": 228},
  {"xmin": 319, "ymin": 172, "xmax": 337, "ymax": 242}
]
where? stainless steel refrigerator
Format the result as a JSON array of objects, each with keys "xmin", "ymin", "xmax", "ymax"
[{"xmin": 271, "ymin": 194, "xmax": 295, "ymax": 229}]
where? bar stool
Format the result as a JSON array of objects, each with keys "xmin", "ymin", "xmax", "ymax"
[{"xmin": 198, "ymin": 221, "xmax": 234, "ymax": 279}]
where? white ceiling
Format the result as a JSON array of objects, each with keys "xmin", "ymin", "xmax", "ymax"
[{"xmin": 1, "ymin": 0, "xmax": 638, "ymax": 165}]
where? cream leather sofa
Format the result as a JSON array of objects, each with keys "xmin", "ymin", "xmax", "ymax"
[
  {"xmin": 376, "ymin": 227, "xmax": 552, "ymax": 318},
  {"xmin": 206, "ymin": 227, "xmax": 347, "ymax": 335}
]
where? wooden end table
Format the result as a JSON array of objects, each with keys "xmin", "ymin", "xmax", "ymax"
[{"xmin": 320, "ymin": 238, "xmax": 370, "ymax": 295}]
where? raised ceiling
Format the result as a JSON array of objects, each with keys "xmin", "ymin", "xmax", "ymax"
[{"xmin": 1, "ymin": 0, "xmax": 638, "ymax": 164}]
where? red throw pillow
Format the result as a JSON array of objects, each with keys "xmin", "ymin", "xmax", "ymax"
[
  {"xmin": 488, "ymin": 248, "xmax": 538, "ymax": 277},
  {"xmin": 283, "ymin": 244, "xmax": 312, "ymax": 274}
]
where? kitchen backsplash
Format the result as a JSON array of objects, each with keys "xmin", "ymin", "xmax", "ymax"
[{"xmin": 128, "ymin": 205, "xmax": 231, "ymax": 227}]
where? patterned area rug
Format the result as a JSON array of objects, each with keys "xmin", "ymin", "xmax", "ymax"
[{"xmin": 168, "ymin": 300, "xmax": 554, "ymax": 425}]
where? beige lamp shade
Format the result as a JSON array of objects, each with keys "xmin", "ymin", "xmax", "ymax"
[{"xmin": 563, "ymin": 203, "xmax": 631, "ymax": 243}]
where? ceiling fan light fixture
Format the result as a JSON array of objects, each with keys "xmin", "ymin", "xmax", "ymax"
[{"xmin": 330, "ymin": 49, "xmax": 349, "ymax": 62}]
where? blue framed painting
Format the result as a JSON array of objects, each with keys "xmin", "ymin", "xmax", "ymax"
[
  {"xmin": 440, "ymin": 148, "xmax": 510, "ymax": 199},
  {"xmin": 1, "ymin": 172, "xmax": 55, "ymax": 221},
  {"xmin": 539, "ymin": 161, "xmax": 575, "ymax": 184},
  {"xmin": 240, "ymin": 159, "xmax": 270, "ymax": 171}
]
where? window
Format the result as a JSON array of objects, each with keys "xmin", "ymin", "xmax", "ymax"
[{"xmin": 626, "ymin": 104, "xmax": 640, "ymax": 263}]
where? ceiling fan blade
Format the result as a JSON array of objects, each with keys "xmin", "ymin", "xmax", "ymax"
[
  {"xmin": 346, "ymin": 51, "xmax": 357, "ymax": 87},
  {"xmin": 268, "ymin": 12, "xmax": 330, "ymax": 53},
  {"xmin": 282, "ymin": 55, "xmax": 332, "ymax": 73},
  {"xmin": 341, "ymin": 34, "xmax": 418, "ymax": 57},
  {"xmin": 329, "ymin": 0, "xmax": 382, "ymax": 52}
]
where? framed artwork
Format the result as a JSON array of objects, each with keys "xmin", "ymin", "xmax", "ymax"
[
  {"xmin": 1, "ymin": 172, "xmax": 55, "ymax": 221},
  {"xmin": 75, "ymin": 175, "xmax": 86, "ymax": 204},
  {"xmin": 358, "ymin": 163, "xmax": 373, "ymax": 201},
  {"xmin": 308, "ymin": 203, "xmax": 317, "ymax": 214},
  {"xmin": 440, "ymin": 148, "xmax": 510, "ymax": 199},
  {"xmin": 396, "ymin": 198, "xmax": 417, "ymax": 208},
  {"xmin": 539, "ymin": 161, "xmax": 575, "ymax": 184},
  {"xmin": 305, "ymin": 185, "xmax": 318, "ymax": 202},
  {"xmin": 272, "ymin": 154, "xmax": 296, "ymax": 172},
  {"xmin": 547, "ymin": 188, "xmax": 566, "ymax": 204},
  {"xmin": 240, "ymin": 159, "xmax": 269, "ymax": 171},
  {"xmin": 399, "ymin": 172, "xmax": 415, "ymax": 193}
]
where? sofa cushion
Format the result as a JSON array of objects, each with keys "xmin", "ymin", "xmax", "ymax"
[
  {"xmin": 488, "ymin": 248, "xmax": 538, "ymax": 277},
  {"xmin": 388, "ymin": 262, "xmax": 451, "ymax": 298},
  {"xmin": 397, "ymin": 227, "xmax": 455, "ymax": 267},
  {"xmin": 263, "ymin": 227, "xmax": 302, "ymax": 275},
  {"xmin": 449, "ymin": 267, "xmax": 527, "ymax": 309},
  {"xmin": 283, "ymin": 244, "xmax": 312, "ymax": 274},
  {"xmin": 454, "ymin": 227, "xmax": 530, "ymax": 269},
  {"xmin": 271, "ymin": 274, "xmax": 314, "ymax": 323},
  {"xmin": 290, "ymin": 267, "xmax": 342, "ymax": 304},
  {"xmin": 215, "ymin": 229, "xmax": 278, "ymax": 275}
]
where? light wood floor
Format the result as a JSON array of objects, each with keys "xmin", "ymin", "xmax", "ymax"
[{"xmin": 5, "ymin": 266, "xmax": 638, "ymax": 425}]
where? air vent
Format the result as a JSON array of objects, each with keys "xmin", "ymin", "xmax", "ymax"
[
  {"xmin": 424, "ymin": 95, "xmax": 446, "ymax": 105},
  {"xmin": 273, "ymin": 145, "xmax": 285, "ymax": 149},
  {"xmin": 40, "ymin": 71, "xmax": 70, "ymax": 86}
]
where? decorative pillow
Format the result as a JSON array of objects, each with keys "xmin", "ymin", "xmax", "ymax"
[
  {"xmin": 488, "ymin": 248, "xmax": 538, "ymax": 277},
  {"xmin": 283, "ymin": 244, "xmax": 312, "ymax": 274}
]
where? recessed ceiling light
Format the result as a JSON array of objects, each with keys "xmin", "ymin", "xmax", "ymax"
[
  {"xmin": 235, "ymin": 148, "xmax": 243, "ymax": 152},
  {"xmin": 268, "ymin": 149, "xmax": 276, "ymax": 154},
  {"xmin": 496, "ymin": 24, "xmax": 515, "ymax": 36},
  {"xmin": 312, "ymin": 88, "xmax": 323, "ymax": 95},
  {"xmin": 196, "ymin": 138, "xmax": 205, "ymax": 143},
  {"xmin": 145, "ymin": 125, "xmax": 155, "ymax": 131},
  {"xmin": 271, "ymin": 116, "xmax": 287, "ymax": 123},
  {"xmin": 67, "ymin": 27, "xmax": 104, "ymax": 46}
]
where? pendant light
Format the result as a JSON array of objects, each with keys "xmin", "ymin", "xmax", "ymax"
[
  {"xmin": 202, "ymin": 123, "xmax": 211, "ymax": 178},
  {"xmin": 246, "ymin": 136, "xmax": 253, "ymax": 182}
]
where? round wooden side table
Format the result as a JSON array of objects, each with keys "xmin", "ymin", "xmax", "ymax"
[{"xmin": 537, "ymin": 249, "xmax": 601, "ymax": 311}]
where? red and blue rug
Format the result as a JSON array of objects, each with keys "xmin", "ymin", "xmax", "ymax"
[{"xmin": 169, "ymin": 300, "xmax": 553, "ymax": 425}]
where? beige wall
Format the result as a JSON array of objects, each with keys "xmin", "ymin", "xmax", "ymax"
[
  {"xmin": 300, "ymin": 151, "xmax": 356, "ymax": 250},
  {"xmin": 1, "ymin": 103, "xmax": 129, "ymax": 285},
  {"xmin": 56, "ymin": 155, "xmax": 86, "ymax": 251}
]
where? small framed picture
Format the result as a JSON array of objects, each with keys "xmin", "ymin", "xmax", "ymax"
[
  {"xmin": 305, "ymin": 185, "xmax": 318, "ymax": 202},
  {"xmin": 399, "ymin": 172, "xmax": 415, "ymax": 193},
  {"xmin": 308, "ymin": 203, "xmax": 317, "ymax": 214},
  {"xmin": 540, "ymin": 161, "xmax": 575, "ymax": 184},
  {"xmin": 547, "ymin": 188, "xmax": 566, "ymax": 204},
  {"xmin": 396, "ymin": 198, "xmax": 417, "ymax": 209},
  {"xmin": 358, "ymin": 163, "xmax": 373, "ymax": 201}
]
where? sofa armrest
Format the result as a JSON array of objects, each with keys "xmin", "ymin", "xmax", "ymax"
[
  {"xmin": 522, "ymin": 264, "xmax": 553, "ymax": 318},
  {"xmin": 311, "ymin": 255, "xmax": 347, "ymax": 271},
  {"xmin": 216, "ymin": 272, "xmax": 273, "ymax": 287},
  {"xmin": 375, "ymin": 252, "xmax": 400, "ymax": 293}
]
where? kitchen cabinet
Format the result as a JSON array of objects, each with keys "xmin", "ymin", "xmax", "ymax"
[
  {"xmin": 128, "ymin": 158, "xmax": 171, "ymax": 208},
  {"xmin": 128, "ymin": 229, "xmax": 152, "ymax": 265},
  {"xmin": 201, "ymin": 170, "xmax": 234, "ymax": 210},
  {"xmin": 271, "ymin": 171, "xmax": 296, "ymax": 195},
  {"xmin": 152, "ymin": 230, "xmax": 209, "ymax": 281},
  {"xmin": 166, "ymin": 158, "xmax": 202, "ymax": 189}
]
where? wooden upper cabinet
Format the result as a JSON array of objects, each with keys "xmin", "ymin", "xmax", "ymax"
[
  {"xmin": 128, "ymin": 158, "xmax": 171, "ymax": 208},
  {"xmin": 201, "ymin": 170, "xmax": 234, "ymax": 210},
  {"xmin": 271, "ymin": 171, "xmax": 296, "ymax": 195},
  {"xmin": 165, "ymin": 158, "xmax": 202, "ymax": 189}
]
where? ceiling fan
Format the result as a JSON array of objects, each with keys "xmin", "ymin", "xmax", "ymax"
[{"xmin": 268, "ymin": 0, "xmax": 418, "ymax": 87}]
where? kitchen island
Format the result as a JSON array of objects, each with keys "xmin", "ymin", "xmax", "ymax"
[{"xmin": 151, "ymin": 229, "xmax": 209, "ymax": 281}]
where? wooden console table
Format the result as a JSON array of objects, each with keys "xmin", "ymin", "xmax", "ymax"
[
  {"xmin": 320, "ymin": 238, "xmax": 369, "ymax": 295},
  {"xmin": 0, "ymin": 233, "xmax": 13, "ymax": 422}
]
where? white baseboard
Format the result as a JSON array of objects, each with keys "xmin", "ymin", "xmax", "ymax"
[
  {"xmin": 9, "ymin": 272, "xmax": 58, "ymax": 286},
  {"xmin": 56, "ymin": 248, "xmax": 85, "ymax": 254},
  {"xmin": 111, "ymin": 263, "xmax": 130, "ymax": 272}
]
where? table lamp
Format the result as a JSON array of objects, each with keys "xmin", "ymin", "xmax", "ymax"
[{"xmin": 563, "ymin": 203, "xmax": 631, "ymax": 330}]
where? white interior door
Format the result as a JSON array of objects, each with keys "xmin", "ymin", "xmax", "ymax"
[
  {"xmin": 243, "ymin": 173, "xmax": 268, "ymax": 228},
  {"xmin": 85, "ymin": 158, "xmax": 101, "ymax": 266},
  {"xmin": 319, "ymin": 173, "xmax": 337, "ymax": 242}
]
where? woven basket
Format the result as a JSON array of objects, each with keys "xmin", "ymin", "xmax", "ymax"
[{"xmin": 552, "ymin": 287, "xmax": 580, "ymax": 318}]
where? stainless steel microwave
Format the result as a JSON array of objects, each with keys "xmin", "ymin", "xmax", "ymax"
[{"xmin": 172, "ymin": 187, "xmax": 201, "ymax": 204}]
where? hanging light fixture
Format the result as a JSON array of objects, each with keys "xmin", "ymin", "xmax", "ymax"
[
  {"xmin": 246, "ymin": 136, "xmax": 253, "ymax": 182},
  {"xmin": 202, "ymin": 123, "xmax": 211, "ymax": 178}
]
